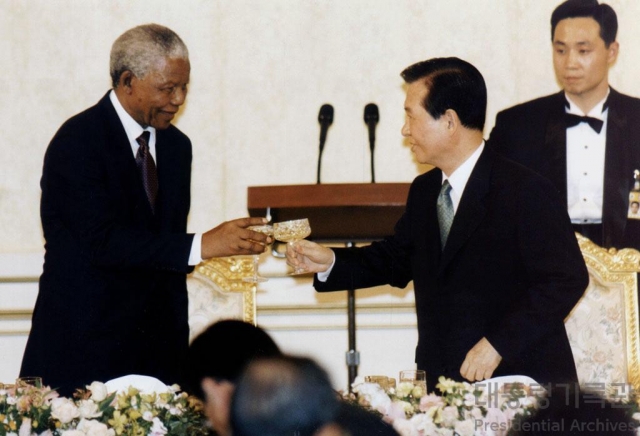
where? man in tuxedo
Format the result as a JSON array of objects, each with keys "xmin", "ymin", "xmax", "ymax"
[
  {"xmin": 286, "ymin": 57, "xmax": 588, "ymax": 391},
  {"xmin": 488, "ymin": 0, "xmax": 640, "ymax": 251},
  {"xmin": 20, "ymin": 24, "xmax": 271, "ymax": 396}
]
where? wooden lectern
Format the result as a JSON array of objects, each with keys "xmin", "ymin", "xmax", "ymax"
[{"xmin": 248, "ymin": 183, "xmax": 410, "ymax": 387}]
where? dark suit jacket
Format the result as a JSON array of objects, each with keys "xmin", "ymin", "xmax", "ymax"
[
  {"xmin": 315, "ymin": 148, "xmax": 588, "ymax": 391},
  {"xmin": 488, "ymin": 88, "xmax": 640, "ymax": 250},
  {"xmin": 21, "ymin": 92, "xmax": 195, "ymax": 395}
]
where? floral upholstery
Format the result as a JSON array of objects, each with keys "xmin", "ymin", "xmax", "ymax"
[
  {"xmin": 564, "ymin": 234, "xmax": 640, "ymax": 395},
  {"xmin": 186, "ymin": 257, "xmax": 256, "ymax": 342}
]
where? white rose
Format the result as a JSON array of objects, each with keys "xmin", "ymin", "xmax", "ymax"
[
  {"xmin": 142, "ymin": 411, "xmax": 154, "ymax": 422},
  {"xmin": 441, "ymin": 406, "xmax": 459, "ymax": 427},
  {"xmin": 411, "ymin": 385, "xmax": 426, "ymax": 399},
  {"xmin": 51, "ymin": 398, "xmax": 80, "ymax": 424},
  {"xmin": 61, "ymin": 431, "xmax": 84, "ymax": 436},
  {"xmin": 396, "ymin": 382, "xmax": 414, "ymax": 398},
  {"xmin": 18, "ymin": 418, "xmax": 31, "ymax": 436},
  {"xmin": 454, "ymin": 419, "xmax": 475, "ymax": 436},
  {"xmin": 77, "ymin": 400, "xmax": 102, "ymax": 419},
  {"xmin": 391, "ymin": 418, "xmax": 414, "ymax": 436},
  {"xmin": 411, "ymin": 413, "xmax": 437, "ymax": 434},
  {"xmin": 77, "ymin": 418, "xmax": 115, "ymax": 436},
  {"xmin": 470, "ymin": 406, "xmax": 484, "ymax": 419},
  {"xmin": 463, "ymin": 393, "xmax": 476, "ymax": 407},
  {"xmin": 149, "ymin": 417, "xmax": 168, "ymax": 436},
  {"xmin": 86, "ymin": 382, "xmax": 108, "ymax": 402}
]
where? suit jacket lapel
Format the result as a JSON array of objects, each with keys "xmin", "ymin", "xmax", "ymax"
[
  {"xmin": 438, "ymin": 149, "xmax": 491, "ymax": 273},
  {"xmin": 155, "ymin": 130, "xmax": 182, "ymax": 225},
  {"xmin": 545, "ymin": 92, "xmax": 569, "ymax": 206},
  {"xmin": 100, "ymin": 93, "xmax": 155, "ymax": 219},
  {"xmin": 603, "ymin": 88, "xmax": 631, "ymax": 247},
  {"xmin": 155, "ymin": 132, "xmax": 170, "ymax": 221}
]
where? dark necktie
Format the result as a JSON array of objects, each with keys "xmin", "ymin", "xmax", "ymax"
[
  {"xmin": 437, "ymin": 180, "xmax": 454, "ymax": 250},
  {"xmin": 135, "ymin": 131, "xmax": 158, "ymax": 213},
  {"xmin": 563, "ymin": 113, "xmax": 604, "ymax": 134}
]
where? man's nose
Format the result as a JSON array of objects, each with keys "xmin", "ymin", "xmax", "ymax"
[
  {"xmin": 171, "ymin": 87, "xmax": 187, "ymax": 106},
  {"xmin": 401, "ymin": 122, "xmax": 410, "ymax": 137}
]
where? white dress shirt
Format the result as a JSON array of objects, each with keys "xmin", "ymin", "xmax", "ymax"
[
  {"xmin": 109, "ymin": 91, "xmax": 202, "ymax": 265},
  {"xmin": 565, "ymin": 91, "xmax": 609, "ymax": 224},
  {"xmin": 318, "ymin": 142, "xmax": 485, "ymax": 281}
]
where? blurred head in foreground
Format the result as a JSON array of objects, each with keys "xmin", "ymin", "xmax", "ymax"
[{"xmin": 186, "ymin": 320, "xmax": 281, "ymax": 436}]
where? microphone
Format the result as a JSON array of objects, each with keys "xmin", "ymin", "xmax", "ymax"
[
  {"xmin": 317, "ymin": 104, "xmax": 334, "ymax": 184},
  {"xmin": 364, "ymin": 103, "xmax": 379, "ymax": 183}
]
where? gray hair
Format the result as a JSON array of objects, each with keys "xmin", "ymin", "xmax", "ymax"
[{"xmin": 110, "ymin": 24, "xmax": 189, "ymax": 87}]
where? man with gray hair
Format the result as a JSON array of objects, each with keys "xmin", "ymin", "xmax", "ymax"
[{"xmin": 20, "ymin": 24, "xmax": 271, "ymax": 396}]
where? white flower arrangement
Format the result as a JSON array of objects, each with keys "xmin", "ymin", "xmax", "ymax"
[
  {"xmin": 0, "ymin": 382, "xmax": 208, "ymax": 436},
  {"xmin": 349, "ymin": 376, "xmax": 540, "ymax": 436}
]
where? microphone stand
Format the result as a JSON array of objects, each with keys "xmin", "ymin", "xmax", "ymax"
[
  {"xmin": 346, "ymin": 241, "xmax": 360, "ymax": 391},
  {"xmin": 369, "ymin": 137, "xmax": 376, "ymax": 183},
  {"xmin": 317, "ymin": 151, "xmax": 323, "ymax": 184}
]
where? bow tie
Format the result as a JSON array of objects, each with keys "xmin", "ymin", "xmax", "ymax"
[{"xmin": 563, "ymin": 113, "xmax": 604, "ymax": 134}]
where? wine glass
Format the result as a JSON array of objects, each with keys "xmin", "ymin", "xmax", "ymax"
[
  {"xmin": 243, "ymin": 224, "xmax": 273, "ymax": 283},
  {"xmin": 399, "ymin": 369, "xmax": 427, "ymax": 395},
  {"xmin": 273, "ymin": 218, "xmax": 312, "ymax": 275},
  {"xmin": 15, "ymin": 376, "xmax": 43, "ymax": 389}
]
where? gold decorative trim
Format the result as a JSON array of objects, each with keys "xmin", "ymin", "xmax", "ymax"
[
  {"xmin": 258, "ymin": 302, "xmax": 416, "ymax": 316},
  {"xmin": 0, "ymin": 310, "xmax": 32, "ymax": 319},
  {"xmin": 192, "ymin": 256, "xmax": 256, "ymax": 325},
  {"xmin": 576, "ymin": 233, "xmax": 640, "ymax": 392},
  {"xmin": 0, "ymin": 330, "xmax": 31, "ymax": 336},
  {"xmin": 263, "ymin": 323, "xmax": 418, "ymax": 332},
  {"xmin": 0, "ymin": 277, "xmax": 38, "ymax": 283}
]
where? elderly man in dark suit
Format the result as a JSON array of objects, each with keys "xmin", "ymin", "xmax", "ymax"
[
  {"xmin": 20, "ymin": 24, "xmax": 271, "ymax": 396},
  {"xmin": 488, "ymin": 0, "xmax": 640, "ymax": 251},
  {"xmin": 286, "ymin": 57, "xmax": 588, "ymax": 391}
]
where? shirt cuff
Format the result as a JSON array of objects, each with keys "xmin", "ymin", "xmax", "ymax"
[
  {"xmin": 316, "ymin": 251, "xmax": 336, "ymax": 282},
  {"xmin": 188, "ymin": 233, "xmax": 203, "ymax": 266}
]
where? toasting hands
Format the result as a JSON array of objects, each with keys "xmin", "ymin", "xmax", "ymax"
[
  {"xmin": 285, "ymin": 239, "xmax": 334, "ymax": 274},
  {"xmin": 201, "ymin": 217, "xmax": 273, "ymax": 259},
  {"xmin": 460, "ymin": 337, "xmax": 502, "ymax": 382}
]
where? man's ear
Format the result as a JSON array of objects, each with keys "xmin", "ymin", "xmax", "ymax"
[
  {"xmin": 607, "ymin": 41, "xmax": 620, "ymax": 65},
  {"xmin": 443, "ymin": 109, "xmax": 459, "ymax": 131},
  {"xmin": 119, "ymin": 71, "xmax": 135, "ymax": 92}
]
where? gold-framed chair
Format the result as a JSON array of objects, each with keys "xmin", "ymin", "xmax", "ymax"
[
  {"xmin": 564, "ymin": 234, "xmax": 640, "ymax": 395},
  {"xmin": 186, "ymin": 256, "xmax": 256, "ymax": 342}
]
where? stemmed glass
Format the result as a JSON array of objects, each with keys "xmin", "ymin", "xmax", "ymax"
[
  {"xmin": 273, "ymin": 218, "xmax": 312, "ymax": 275},
  {"xmin": 15, "ymin": 376, "xmax": 43, "ymax": 390},
  {"xmin": 243, "ymin": 224, "xmax": 273, "ymax": 283},
  {"xmin": 399, "ymin": 369, "xmax": 427, "ymax": 394}
]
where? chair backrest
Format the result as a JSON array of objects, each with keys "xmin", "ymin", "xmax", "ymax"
[
  {"xmin": 565, "ymin": 234, "xmax": 640, "ymax": 396},
  {"xmin": 187, "ymin": 256, "xmax": 256, "ymax": 342}
]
